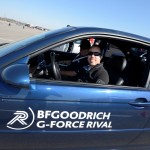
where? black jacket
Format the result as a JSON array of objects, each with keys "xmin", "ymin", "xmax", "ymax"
[{"xmin": 78, "ymin": 63, "xmax": 109, "ymax": 84}]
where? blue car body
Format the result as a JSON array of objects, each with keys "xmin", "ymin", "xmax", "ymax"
[{"xmin": 0, "ymin": 26, "xmax": 150, "ymax": 150}]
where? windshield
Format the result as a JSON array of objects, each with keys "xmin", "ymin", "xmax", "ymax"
[{"xmin": 0, "ymin": 27, "xmax": 76, "ymax": 58}]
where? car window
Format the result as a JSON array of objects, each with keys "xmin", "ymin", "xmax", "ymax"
[
  {"xmin": 130, "ymin": 47, "xmax": 147, "ymax": 57},
  {"xmin": 71, "ymin": 40, "xmax": 81, "ymax": 53},
  {"xmin": 28, "ymin": 38, "xmax": 149, "ymax": 88},
  {"xmin": 52, "ymin": 44, "xmax": 69, "ymax": 52},
  {"xmin": 52, "ymin": 40, "xmax": 81, "ymax": 54}
]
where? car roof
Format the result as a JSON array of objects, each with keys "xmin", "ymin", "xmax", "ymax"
[
  {"xmin": 0, "ymin": 26, "xmax": 150, "ymax": 67},
  {"xmin": 70, "ymin": 26, "xmax": 150, "ymax": 44}
]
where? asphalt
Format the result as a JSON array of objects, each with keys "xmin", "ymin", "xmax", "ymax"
[{"xmin": 0, "ymin": 20, "xmax": 43, "ymax": 44}]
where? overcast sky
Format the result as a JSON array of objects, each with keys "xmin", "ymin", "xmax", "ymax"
[{"xmin": 0, "ymin": 0, "xmax": 150, "ymax": 38}]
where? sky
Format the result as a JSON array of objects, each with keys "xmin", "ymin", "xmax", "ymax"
[{"xmin": 0, "ymin": 0, "xmax": 150, "ymax": 38}]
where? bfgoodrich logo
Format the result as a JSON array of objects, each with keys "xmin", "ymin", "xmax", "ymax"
[{"xmin": 7, "ymin": 107, "xmax": 35, "ymax": 130}]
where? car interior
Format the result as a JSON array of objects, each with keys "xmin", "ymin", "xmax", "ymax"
[{"xmin": 28, "ymin": 37, "xmax": 149, "ymax": 88}]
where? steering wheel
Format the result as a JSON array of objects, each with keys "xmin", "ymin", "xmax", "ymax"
[{"xmin": 50, "ymin": 52, "xmax": 61, "ymax": 80}]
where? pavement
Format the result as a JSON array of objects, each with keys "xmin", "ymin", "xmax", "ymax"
[{"xmin": 0, "ymin": 20, "xmax": 44, "ymax": 44}]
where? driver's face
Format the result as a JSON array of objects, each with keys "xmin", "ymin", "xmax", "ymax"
[{"xmin": 88, "ymin": 46, "xmax": 101, "ymax": 66}]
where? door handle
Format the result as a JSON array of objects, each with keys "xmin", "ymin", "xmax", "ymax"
[{"xmin": 128, "ymin": 98, "xmax": 150, "ymax": 107}]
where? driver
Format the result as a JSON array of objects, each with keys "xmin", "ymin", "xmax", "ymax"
[
  {"xmin": 60, "ymin": 39, "xmax": 91, "ymax": 80},
  {"xmin": 77, "ymin": 45, "xmax": 109, "ymax": 84}
]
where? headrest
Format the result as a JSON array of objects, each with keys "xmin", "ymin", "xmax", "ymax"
[{"xmin": 108, "ymin": 56, "xmax": 127, "ymax": 73}]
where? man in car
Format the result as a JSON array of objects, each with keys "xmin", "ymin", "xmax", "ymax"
[
  {"xmin": 60, "ymin": 39, "xmax": 91, "ymax": 80},
  {"xmin": 77, "ymin": 45, "xmax": 109, "ymax": 84}
]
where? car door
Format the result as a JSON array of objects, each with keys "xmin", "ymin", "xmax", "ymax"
[
  {"xmin": 1, "ymin": 76, "xmax": 150, "ymax": 150},
  {"xmin": 31, "ymin": 80, "xmax": 150, "ymax": 150}
]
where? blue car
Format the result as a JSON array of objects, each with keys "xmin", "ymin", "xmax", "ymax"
[{"xmin": 0, "ymin": 26, "xmax": 150, "ymax": 150}]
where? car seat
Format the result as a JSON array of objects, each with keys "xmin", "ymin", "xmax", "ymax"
[{"xmin": 105, "ymin": 55, "xmax": 127, "ymax": 85}]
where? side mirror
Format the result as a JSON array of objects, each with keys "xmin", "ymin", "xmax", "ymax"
[{"xmin": 1, "ymin": 64, "xmax": 30, "ymax": 88}]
